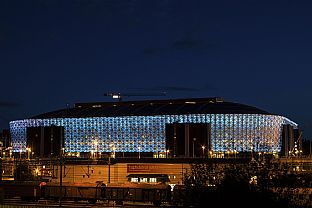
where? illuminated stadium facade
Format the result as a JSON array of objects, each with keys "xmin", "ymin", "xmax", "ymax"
[{"xmin": 9, "ymin": 97, "xmax": 298, "ymax": 155}]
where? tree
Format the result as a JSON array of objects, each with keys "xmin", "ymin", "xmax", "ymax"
[
  {"xmin": 14, "ymin": 160, "xmax": 34, "ymax": 181},
  {"xmin": 182, "ymin": 162, "xmax": 289, "ymax": 208}
]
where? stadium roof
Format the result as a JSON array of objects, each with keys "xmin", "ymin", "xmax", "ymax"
[{"xmin": 31, "ymin": 97, "xmax": 272, "ymax": 119}]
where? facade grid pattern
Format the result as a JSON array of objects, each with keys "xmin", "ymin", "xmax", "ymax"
[{"xmin": 10, "ymin": 114, "xmax": 297, "ymax": 153}]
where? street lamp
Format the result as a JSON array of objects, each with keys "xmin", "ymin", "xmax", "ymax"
[
  {"xmin": 201, "ymin": 146, "xmax": 205, "ymax": 158},
  {"xmin": 107, "ymin": 143, "xmax": 116, "ymax": 184},
  {"xmin": 109, "ymin": 143, "xmax": 116, "ymax": 159},
  {"xmin": 9, "ymin": 148, "xmax": 12, "ymax": 158},
  {"xmin": 138, "ymin": 146, "xmax": 141, "ymax": 159},
  {"xmin": 226, "ymin": 150, "xmax": 230, "ymax": 158},
  {"xmin": 251, "ymin": 146, "xmax": 254, "ymax": 160},
  {"xmin": 192, "ymin": 138, "xmax": 196, "ymax": 158},
  {"xmin": 26, "ymin": 147, "xmax": 31, "ymax": 160},
  {"xmin": 93, "ymin": 140, "xmax": 98, "ymax": 159},
  {"xmin": 209, "ymin": 150, "xmax": 213, "ymax": 158},
  {"xmin": 112, "ymin": 146, "xmax": 116, "ymax": 159},
  {"xmin": 35, "ymin": 168, "xmax": 39, "ymax": 176}
]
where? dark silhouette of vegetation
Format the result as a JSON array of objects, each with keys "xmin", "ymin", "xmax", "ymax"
[
  {"xmin": 14, "ymin": 160, "xmax": 34, "ymax": 181},
  {"xmin": 182, "ymin": 163, "xmax": 219, "ymax": 207},
  {"xmin": 182, "ymin": 162, "xmax": 298, "ymax": 208},
  {"xmin": 215, "ymin": 166, "xmax": 288, "ymax": 208}
]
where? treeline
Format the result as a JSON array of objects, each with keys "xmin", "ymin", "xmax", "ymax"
[{"xmin": 181, "ymin": 162, "xmax": 311, "ymax": 208}]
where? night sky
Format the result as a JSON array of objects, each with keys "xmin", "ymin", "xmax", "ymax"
[{"xmin": 1, "ymin": 0, "xmax": 312, "ymax": 139}]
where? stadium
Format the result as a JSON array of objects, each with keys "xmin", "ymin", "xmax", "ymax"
[{"xmin": 9, "ymin": 97, "xmax": 298, "ymax": 157}]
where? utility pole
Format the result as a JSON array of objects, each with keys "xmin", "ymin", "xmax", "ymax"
[
  {"xmin": 309, "ymin": 140, "xmax": 312, "ymax": 157},
  {"xmin": 59, "ymin": 152, "xmax": 63, "ymax": 207},
  {"xmin": 108, "ymin": 156, "xmax": 111, "ymax": 184},
  {"xmin": 192, "ymin": 138, "xmax": 196, "ymax": 158},
  {"xmin": 59, "ymin": 128, "xmax": 63, "ymax": 207}
]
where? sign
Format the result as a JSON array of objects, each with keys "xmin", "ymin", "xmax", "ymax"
[{"xmin": 127, "ymin": 164, "xmax": 160, "ymax": 173}]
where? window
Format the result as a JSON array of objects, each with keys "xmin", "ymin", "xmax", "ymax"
[
  {"xmin": 131, "ymin": 178, "xmax": 138, "ymax": 182},
  {"xmin": 140, "ymin": 178, "xmax": 148, "ymax": 183},
  {"xmin": 149, "ymin": 178, "xmax": 157, "ymax": 183}
]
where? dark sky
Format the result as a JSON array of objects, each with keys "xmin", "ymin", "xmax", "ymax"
[{"xmin": 1, "ymin": 0, "xmax": 312, "ymax": 139}]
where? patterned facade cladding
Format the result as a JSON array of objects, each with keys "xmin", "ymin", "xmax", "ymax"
[{"xmin": 9, "ymin": 114, "xmax": 297, "ymax": 153}]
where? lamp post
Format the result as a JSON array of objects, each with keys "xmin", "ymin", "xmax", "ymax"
[
  {"xmin": 26, "ymin": 147, "xmax": 31, "ymax": 160},
  {"xmin": 251, "ymin": 146, "xmax": 254, "ymax": 160},
  {"xmin": 192, "ymin": 138, "xmax": 196, "ymax": 158},
  {"xmin": 108, "ymin": 155, "xmax": 111, "ymax": 184},
  {"xmin": 166, "ymin": 149, "xmax": 169, "ymax": 158},
  {"xmin": 109, "ymin": 143, "xmax": 116, "ymax": 159},
  {"xmin": 93, "ymin": 140, "xmax": 98, "ymax": 159},
  {"xmin": 309, "ymin": 140, "xmax": 312, "ymax": 157},
  {"xmin": 209, "ymin": 150, "xmax": 213, "ymax": 158},
  {"xmin": 201, "ymin": 146, "xmax": 205, "ymax": 158},
  {"xmin": 138, "ymin": 146, "xmax": 141, "ymax": 159},
  {"xmin": 226, "ymin": 150, "xmax": 230, "ymax": 158},
  {"xmin": 112, "ymin": 146, "xmax": 116, "ymax": 159},
  {"xmin": 59, "ymin": 147, "xmax": 64, "ymax": 207},
  {"xmin": 9, "ymin": 148, "xmax": 12, "ymax": 159}
]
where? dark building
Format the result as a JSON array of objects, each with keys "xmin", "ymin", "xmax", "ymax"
[
  {"xmin": 166, "ymin": 123, "xmax": 211, "ymax": 157},
  {"xmin": 0, "ymin": 129, "xmax": 11, "ymax": 149},
  {"xmin": 26, "ymin": 125, "xmax": 64, "ymax": 157},
  {"xmin": 281, "ymin": 124, "xmax": 302, "ymax": 156}
]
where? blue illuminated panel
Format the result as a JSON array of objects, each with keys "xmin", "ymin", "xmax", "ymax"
[{"xmin": 10, "ymin": 114, "xmax": 297, "ymax": 153}]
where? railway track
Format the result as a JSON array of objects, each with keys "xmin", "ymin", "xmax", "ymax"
[{"xmin": 0, "ymin": 198, "xmax": 175, "ymax": 207}]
